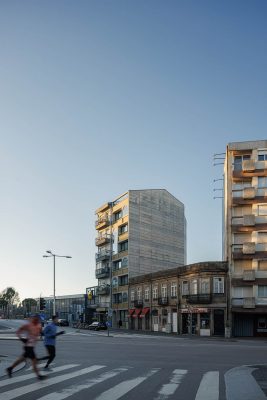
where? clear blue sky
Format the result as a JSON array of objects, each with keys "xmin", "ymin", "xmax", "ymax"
[{"xmin": 1, "ymin": 0, "xmax": 266, "ymax": 300}]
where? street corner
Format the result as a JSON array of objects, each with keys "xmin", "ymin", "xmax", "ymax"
[
  {"xmin": 0, "ymin": 356, "xmax": 26, "ymax": 378},
  {"xmin": 225, "ymin": 364, "xmax": 267, "ymax": 400}
]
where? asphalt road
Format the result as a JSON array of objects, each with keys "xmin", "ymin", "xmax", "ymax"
[{"xmin": 0, "ymin": 319, "xmax": 267, "ymax": 400}]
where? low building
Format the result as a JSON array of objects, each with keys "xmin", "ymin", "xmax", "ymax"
[
  {"xmin": 129, "ymin": 262, "xmax": 228, "ymax": 336},
  {"xmin": 43, "ymin": 294, "xmax": 86, "ymax": 323}
]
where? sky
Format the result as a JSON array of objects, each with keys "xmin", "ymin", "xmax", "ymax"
[{"xmin": 1, "ymin": 0, "xmax": 267, "ymax": 301}]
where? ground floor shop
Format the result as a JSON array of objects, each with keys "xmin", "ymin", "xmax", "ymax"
[
  {"xmin": 180, "ymin": 308, "xmax": 225, "ymax": 336},
  {"xmin": 232, "ymin": 312, "xmax": 267, "ymax": 337}
]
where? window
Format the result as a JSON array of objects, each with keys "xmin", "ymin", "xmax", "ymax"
[
  {"xmin": 171, "ymin": 282, "xmax": 177, "ymax": 298},
  {"xmin": 113, "ymin": 260, "xmax": 122, "ymax": 271},
  {"xmin": 258, "ymin": 152, "xmax": 267, "ymax": 161},
  {"xmin": 191, "ymin": 279, "xmax": 198, "ymax": 295},
  {"xmin": 213, "ymin": 277, "xmax": 224, "ymax": 294},
  {"xmin": 258, "ymin": 205, "xmax": 267, "ymax": 216},
  {"xmin": 144, "ymin": 287, "xmax": 149, "ymax": 301},
  {"xmin": 258, "ymin": 286, "xmax": 267, "ymax": 297},
  {"xmin": 113, "ymin": 293, "xmax": 122, "ymax": 304},
  {"xmin": 118, "ymin": 224, "xmax": 128, "ymax": 235},
  {"xmin": 131, "ymin": 290, "xmax": 135, "ymax": 301},
  {"xmin": 119, "ymin": 275, "xmax": 128, "ymax": 286},
  {"xmin": 114, "ymin": 210, "xmax": 123, "ymax": 222},
  {"xmin": 122, "ymin": 292, "xmax": 128, "ymax": 303},
  {"xmin": 137, "ymin": 287, "xmax": 142, "ymax": 300},
  {"xmin": 234, "ymin": 155, "xmax": 250, "ymax": 171},
  {"xmin": 182, "ymin": 281, "xmax": 189, "ymax": 295},
  {"xmin": 161, "ymin": 284, "xmax": 167, "ymax": 298},
  {"xmin": 118, "ymin": 241, "xmax": 128, "ymax": 253},
  {"xmin": 152, "ymin": 286, "xmax": 158, "ymax": 300},
  {"xmin": 201, "ymin": 279, "xmax": 210, "ymax": 294},
  {"xmin": 258, "ymin": 177, "xmax": 267, "ymax": 188}
]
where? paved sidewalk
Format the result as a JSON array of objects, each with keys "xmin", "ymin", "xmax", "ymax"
[{"xmin": 252, "ymin": 365, "xmax": 267, "ymax": 397}]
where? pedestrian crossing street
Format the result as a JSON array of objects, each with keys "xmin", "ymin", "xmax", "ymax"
[{"xmin": 0, "ymin": 362, "xmax": 223, "ymax": 400}]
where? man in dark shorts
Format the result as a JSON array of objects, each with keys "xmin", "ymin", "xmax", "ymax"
[
  {"xmin": 38, "ymin": 315, "xmax": 65, "ymax": 369},
  {"xmin": 6, "ymin": 315, "xmax": 46, "ymax": 380}
]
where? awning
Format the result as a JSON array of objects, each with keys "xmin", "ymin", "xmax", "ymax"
[
  {"xmin": 140, "ymin": 307, "xmax": 150, "ymax": 318},
  {"xmin": 132, "ymin": 308, "xmax": 142, "ymax": 318},
  {"xmin": 127, "ymin": 309, "xmax": 135, "ymax": 317}
]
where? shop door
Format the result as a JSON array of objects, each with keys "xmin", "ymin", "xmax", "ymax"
[{"xmin": 214, "ymin": 309, "xmax": 225, "ymax": 336}]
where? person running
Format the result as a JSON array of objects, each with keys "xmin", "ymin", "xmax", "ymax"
[
  {"xmin": 39, "ymin": 315, "xmax": 65, "ymax": 369},
  {"xmin": 6, "ymin": 315, "xmax": 46, "ymax": 380}
]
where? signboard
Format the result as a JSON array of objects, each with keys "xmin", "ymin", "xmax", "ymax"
[{"xmin": 181, "ymin": 308, "xmax": 209, "ymax": 314}]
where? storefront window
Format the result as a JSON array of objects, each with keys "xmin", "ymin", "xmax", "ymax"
[{"xmin": 200, "ymin": 313, "xmax": 210, "ymax": 329}]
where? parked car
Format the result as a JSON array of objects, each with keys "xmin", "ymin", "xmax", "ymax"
[
  {"xmin": 88, "ymin": 322, "xmax": 107, "ymax": 331},
  {"xmin": 57, "ymin": 319, "xmax": 69, "ymax": 327}
]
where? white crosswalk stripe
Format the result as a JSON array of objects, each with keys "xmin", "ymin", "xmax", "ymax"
[
  {"xmin": 0, "ymin": 364, "xmax": 223, "ymax": 400},
  {"xmin": 1, "ymin": 365, "xmax": 105, "ymax": 400},
  {"xmin": 94, "ymin": 368, "xmax": 160, "ymax": 400},
  {"xmin": 0, "ymin": 365, "xmax": 79, "ymax": 388},
  {"xmin": 36, "ymin": 367, "xmax": 128, "ymax": 400},
  {"xmin": 154, "ymin": 369, "xmax": 187, "ymax": 399}
]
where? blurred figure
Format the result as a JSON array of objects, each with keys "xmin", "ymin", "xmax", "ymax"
[
  {"xmin": 6, "ymin": 315, "xmax": 46, "ymax": 380},
  {"xmin": 39, "ymin": 315, "xmax": 65, "ymax": 369}
]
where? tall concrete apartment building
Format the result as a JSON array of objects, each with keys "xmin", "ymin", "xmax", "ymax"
[
  {"xmin": 95, "ymin": 189, "xmax": 186, "ymax": 327},
  {"xmin": 224, "ymin": 140, "xmax": 267, "ymax": 336}
]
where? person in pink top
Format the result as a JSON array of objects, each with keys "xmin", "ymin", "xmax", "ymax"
[{"xmin": 6, "ymin": 315, "xmax": 46, "ymax": 380}]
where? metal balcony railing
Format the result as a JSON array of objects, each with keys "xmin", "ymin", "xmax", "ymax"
[
  {"xmin": 158, "ymin": 297, "xmax": 168, "ymax": 306},
  {"xmin": 186, "ymin": 294, "xmax": 212, "ymax": 304},
  {"xmin": 95, "ymin": 267, "xmax": 110, "ymax": 279}
]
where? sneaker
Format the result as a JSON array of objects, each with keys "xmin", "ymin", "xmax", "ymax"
[
  {"xmin": 6, "ymin": 367, "xmax": 12, "ymax": 378},
  {"xmin": 37, "ymin": 375, "xmax": 47, "ymax": 380}
]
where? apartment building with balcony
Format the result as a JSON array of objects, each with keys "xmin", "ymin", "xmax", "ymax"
[
  {"xmin": 129, "ymin": 261, "xmax": 228, "ymax": 336},
  {"xmin": 224, "ymin": 140, "xmax": 267, "ymax": 336},
  {"xmin": 95, "ymin": 189, "xmax": 186, "ymax": 327}
]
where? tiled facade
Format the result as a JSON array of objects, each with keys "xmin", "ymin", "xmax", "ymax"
[
  {"xmin": 224, "ymin": 140, "xmax": 267, "ymax": 336},
  {"xmin": 129, "ymin": 262, "xmax": 228, "ymax": 336}
]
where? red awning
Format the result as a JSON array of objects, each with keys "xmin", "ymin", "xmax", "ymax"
[
  {"xmin": 127, "ymin": 309, "xmax": 135, "ymax": 317},
  {"xmin": 132, "ymin": 308, "xmax": 142, "ymax": 318},
  {"xmin": 140, "ymin": 307, "xmax": 150, "ymax": 318}
]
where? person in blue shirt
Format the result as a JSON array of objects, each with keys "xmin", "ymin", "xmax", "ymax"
[{"xmin": 39, "ymin": 315, "xmax": 65, "ymax": 369}]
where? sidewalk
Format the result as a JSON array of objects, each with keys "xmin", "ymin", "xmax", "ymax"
[{"xmin": 252, "ymin": 365, "xmax": 267, "ymax": 397}]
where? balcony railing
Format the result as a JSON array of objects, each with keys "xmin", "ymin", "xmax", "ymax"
[
  {"xmin": 95, "ymin": 250, "xmax": 112, "ymax": 262},
  {"xmin": 95, "ymin": 216, "xmax": 110, "ymax": 230},
  {"xmin": 158, "ymin": 297, "xmax": 168, "ymax": 306},
  {"xmin": 133, "ymin": 300, "xmax": 143, "ymax": 308},
  {"xmin": 95, "ymin": 234, "xmax": 111, "ymax": 247},
  {"xmin": 95, "ymin": 267, "xmax": 110, "ymax": 279},
  {"xmin": 186, "ymin": 294, "xmax": 212, "ymax": 304},
  {"xmin": 232, "ymin": 297, "xmax": 255, "ymax": 308},
  {"xmin": 96, "ymin": 285, "xmax": 110, "ymax": 295}
]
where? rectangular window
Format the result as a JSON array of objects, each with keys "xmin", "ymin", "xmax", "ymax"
[
  {"xmin": 114, "ymin": 210, "xmax": 123, "ymax": 222},
  {"xmin": 118, "ymin": 224, "xmax": 128, "ymax": 235},
  {"xmin": 113, "ymin": 260, "xmax": 122, "ymax": 271},
  {"xmin": 258, "ymin": 177, "xmax": 267, "ymax": 188},
  {"xmin": 258, "ymin": 152, "xmax": 267, "ymax": 161},
  {"xmin": 137, "ymin": 287, "xmax": 142, "ymax": 300},
  {"xmin": 119, "ymin": 275, "xmax": 128, "ymax": 286},
  {"xmin": 152, "ymin": 286, "xmax": 158, "ymax": 300},
  {"xmin": 131, "ymin": 290, "xmax": 135, "ymax": 301},
  {"xmin": 258, "ymin": 286, "xmax": 267, "ymax": 297},
  {"xmin": 234, "ymin": 155, "xmax": 250, "ymax": 170},
  {"xmin": 213, "ymin": 277, "xmax": 224, "ymax": 294},
  {"xmin": 171, "ymin": 282, "xmax": 177, "ymax": 298},
  {"xmin": 200, "ymin": 279, "xmax": 210, "ymax": 294},
  {"xmin": 191, "ymin": 279, "xmax": 198, "ymax": 295},
  {"xmin": 118, "ymin": 241, "xmax": 128, "ymax": 253},
  {"xmin": 161, "ymin": 284, "xmax": 167, "ymax": 298},
  {"xmin": 144, "ymin": 287, "xmax": 149, "ymax": 301},
  {"xmin": 258, "ymin": 204, "xmax": 267, "ymax": 216},
  {"xmin": 182, "ymin": 281, "xmax": 189, "ymax": 295}
]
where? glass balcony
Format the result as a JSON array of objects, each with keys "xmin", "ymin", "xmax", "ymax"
[
  {"xmin": 95, "ymin": 266, "xmax": 110, "ymax": 279},
  {"xmin": 95, "ymin": 250, "xmax": 111, "ymax": 262}
]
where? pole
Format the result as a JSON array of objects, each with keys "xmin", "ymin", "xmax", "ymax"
[{"xmin": 53, "ymin": 255, "xmax": 56, "ymax": 316}]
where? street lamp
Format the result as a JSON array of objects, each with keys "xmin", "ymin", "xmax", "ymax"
[{"xmin": 43, "ymin": 250, "xmax": 72, "ymax": 315}]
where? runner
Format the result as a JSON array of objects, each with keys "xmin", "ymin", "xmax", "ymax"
[
  {"xmin": 6, "ymin": 315, "xmax": 46, "ymax": 380},
  {"xmin": 39, "ymin": 315, "xmax": 65, "ymax": 369}
]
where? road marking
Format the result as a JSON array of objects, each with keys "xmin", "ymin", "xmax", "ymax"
[
  {"xmin": 94, "ymin": 368, "xmax": 160, "ymax": 400},
  {"xmin": 26, "ymin": 363, "xmax": 47, "ymax": 371},
  {"xmin": 1, "ymin": 365, "xmax": 105, "ymax": 400},
  {"xmin": 36, "ymin": 368, "xmax": 128, "ymax": 400},
  {"xmin": 154, "ymin": 369, "xmax": 187, "ymax": 399},
  {"xmin": 225, "ymin": 366, "xmax": 266, "ymax": 400},
  {"xmin": 0, "ymin": 364, "xmax": 79, "ymax": 387},
  {"xmin": 195, "ymin": 371, "xmax": 219, "ymax": 400}
]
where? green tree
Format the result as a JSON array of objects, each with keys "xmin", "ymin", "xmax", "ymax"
[
  {"xmin": 1, "ymin": 287, "xmax": 20, "ymax": 318},
  {"xmin": 22, "ymin": 298, "xmax": 37, "ymax": 316}
]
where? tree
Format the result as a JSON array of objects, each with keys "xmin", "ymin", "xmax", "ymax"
[
  {"xmin": 22, "ymin": 298, "xmax": 37, "ymax": 316},
  {"xmin": 0, "ymin": 287, "xmax": 20, "ymax": 318}
]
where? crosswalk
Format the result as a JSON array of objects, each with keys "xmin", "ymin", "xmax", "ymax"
[{"xmin": 0, "ymin": 363, "xmax": 221, "ymax": 400}]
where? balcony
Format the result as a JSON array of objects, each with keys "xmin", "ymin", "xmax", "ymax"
[
  {"xmin": 232, "ymin": 297, "xmax": 255, "ymax": 308},
  {"xmin": 95, "ymin": 216, "xmax": 110, "ymax": 230},
  {"xmin": 95, "ymin": 266, "xmax": 110, "ymax": 279},
  {"xmin": 95, "ymin": 233, "xmax": 111, "ymax": 247},
  {"xmin": 96, "ymin": 285, "xmax": 110, "ymax": 295},
  {"xmin": 95, "ymin": 250, "xmax": 111, "ymax": 262},
  {"xmin": 133, "ymin": 300, "xmax": 143, "ymax": 308},
  {"xmin": 233, "ymin": 160, "xmax": 267, "ymax": 179},
  {"xmin": 243, "ymin": 270, "xmax": 255, "ymax": 281},
  {"xmin": 232, "ymin": 187, "xmax": 267, "ymax": 205},
  {"xmin": 186, "ymin": 294, "xmax": 212, "ymax": 304},
  {"xmin": 158, "ymin": 297, "xmax": 168, "ymax": 306}
]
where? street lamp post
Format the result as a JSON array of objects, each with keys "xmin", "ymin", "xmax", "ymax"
[{"xmin": 43, "ymin": 250, "xmax": 72, "ymax": 316}]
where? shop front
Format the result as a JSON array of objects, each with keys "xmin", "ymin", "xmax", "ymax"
[{"xmin": 180, "ymin": 307, "xmax": 225, "ymax": 336}]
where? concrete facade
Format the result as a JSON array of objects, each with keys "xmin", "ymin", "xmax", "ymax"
[{"xmin": 224, "ymin": 140, "xmax": 267, "ymax": 336}]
